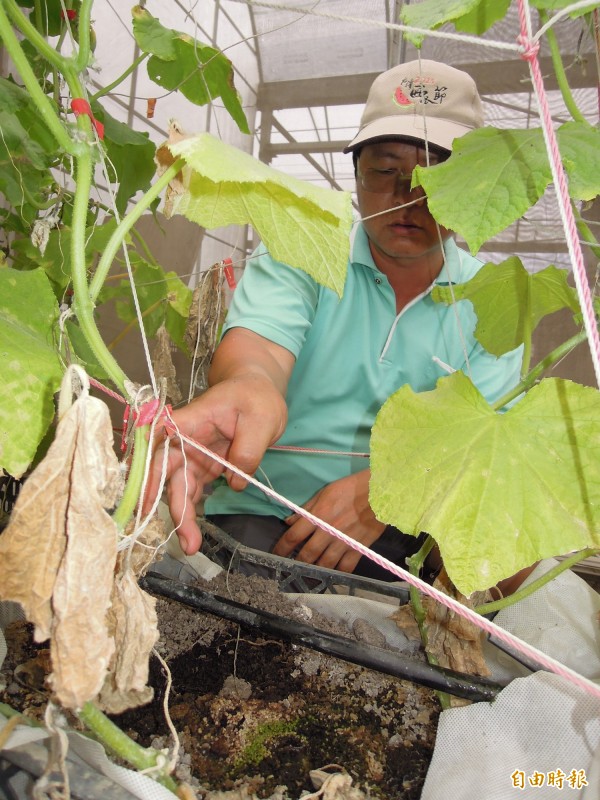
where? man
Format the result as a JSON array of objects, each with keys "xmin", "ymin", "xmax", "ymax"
[{"xmin": 146, "ymin": 59, "xmax": 523, "ymax": 584}]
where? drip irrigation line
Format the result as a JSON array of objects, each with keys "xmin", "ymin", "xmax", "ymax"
[{"xmin": 142, "ymin": 572, "xmax": 506, "ymax": 703}]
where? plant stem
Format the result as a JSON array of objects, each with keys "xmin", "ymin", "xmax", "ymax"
[
  {"xmin": 71, "ymin": 0, "xmax": 93, "ymax": 73},
  {"xmin": 0, "ymin": 703, "xmax": 41, "ymax": 727},
  {"xmin": 4, "ymin": 0, "xmax": 68, "ymax": 73},
  {"xmin": 406, "ymin": 537, "xmax": 451, "ymax": 710},
  {"xmin": 70, "ymin": 146, "xmax": 128, "ymax": 392},
  {"xmin": 77, "ymin": 701, "xmax": 178, "ymax": 793},
  {"xmin": 89, "ymin": 159, "xmax": 186, "ymax": 302},
  {"xmin": 540, "ymin": 10, "xmax": 586, "ymax": 123},
  {"xmin": 91, "ymin": 51, "xmax": 149, "ymax": 100},
  {"xmin": 520, "ymin": 290, "xmax": 533, "ymax": 380},
  {"xmin": 491, "ymin": 329, "xmax": 588, "ymax": 410},
  {"xmin": 575, "ymin": 207, "xmax": 600, "ymax": 259},
  {"xmin": 475, "ymin": 548, "xmax": 599, "ymax": 615},
  {"xmin": 0, "ymin": 2, "xmax": 75, "ymax": 155},
  {"xmin": 131, "ymin": 227, "xmax": 160, "ymax": 266},
  {"xmin": 113, "ymin": 427, "xmax": 150, "ymax": 531}
]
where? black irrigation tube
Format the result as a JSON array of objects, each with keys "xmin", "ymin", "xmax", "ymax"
[{"xmin": 142, "ymin": 571, "xmax": 507, "ymax": 703}]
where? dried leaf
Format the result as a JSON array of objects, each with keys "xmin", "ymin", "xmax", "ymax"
[
  {"xmin": 152, "ymin": 324, "xmax": 182, "ymax": 405},
  {"xmin": 98, "ymin": 570, "xmax": 158, "ymax": 714},
  {"xmin": 0, "ymin": 388, "xmax": 121, "ymax": 646},
  {"xmin": 98, "ymin": 516, "xmax": 165, "ymax": 713},
  {"xmin": 389, "ymin": 603, "xmax": 421, "ymax": 642},
  {"xmin": 48, "ymin": 401, "xmax": 122, "ymax": 709},
  {"xmin": 0, "ymin": 375, "xmax": 122, "ymax": 709},
  {"xmin": 423, "ymin": 569, "xmax": 492, "ymax": 679},
  {"xmin": 122, "ymin": 514, "xmax": 167, "ymax": 576},
  {"xmin": 185, "ymin": 266, "xmax": 226, "ymax": 394},
  {"xmin": 155, "ymin": 119, "xmax": 189, "ymax": 218}
]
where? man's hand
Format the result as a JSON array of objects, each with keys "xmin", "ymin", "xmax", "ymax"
[
  {"xmin": 272, "ymin": 469, "xmax": 385, "ymax": 573},
  {"xmin": 142, "ymin": 328, "xmax": 294, "ymax": 555}
]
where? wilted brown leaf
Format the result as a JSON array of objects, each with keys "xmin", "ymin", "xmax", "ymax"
[
  {"xmin": 156, "ymin": 119, "xmax": 189, "ymax": 218},
  {"xmin": 152, "ymin": 325, "xmax": 182, "ymax": 406},
  {"xmin": 388, "ymin": 603, "xmax": 421, "ymax": 642},
  {"xmin": 185, "ymin": 266, "xmax": 226, "ymax": 393},
  {"xmin": 423, "ymin": 569, "xmax": 492, "ymax": 680},
  {"xmin": 98, "ymin": 570, "xmax": 158, "ymax": 714},
  {"xmin": 97, "ymin": 515, "xmax": 165, "ymax": 713},
  {"xmin": 0, "ymin": 378, "xmax": 122, "ymax": 709}
]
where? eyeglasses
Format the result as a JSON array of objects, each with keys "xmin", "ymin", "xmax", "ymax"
[{"xmin": 358, "ymin": 167, "xmax": 426, "ymax": 202}]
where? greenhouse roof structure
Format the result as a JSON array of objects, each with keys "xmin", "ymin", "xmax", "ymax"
[{"xmin": 82, "ymin": 0, "xmax": 600, "ymax": 280}]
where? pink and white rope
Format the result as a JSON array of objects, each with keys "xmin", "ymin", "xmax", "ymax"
[
  {"xmin": 165, "ymin": 410, "xmax": 600, "ymax": 701},
  {"xmin": 517, "ymin": 0, "xmax": 600, "ymax": 389}
]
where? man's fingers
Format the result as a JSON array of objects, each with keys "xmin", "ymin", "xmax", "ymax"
[{"xmin": 167, "ymin": 468, "xmax": 203, "ymax": 555}]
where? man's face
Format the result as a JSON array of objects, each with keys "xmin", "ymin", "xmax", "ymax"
[{"xmin": 356, "ymin": 141, "xmax": 449, "ymax": 269}]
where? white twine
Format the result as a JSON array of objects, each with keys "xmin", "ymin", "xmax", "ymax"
[{"xmin": 236, "ymin": 0, "xmax": 522, "ymax": 54}]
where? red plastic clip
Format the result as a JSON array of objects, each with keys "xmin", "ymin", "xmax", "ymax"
[
  {"xmin": 71, "ymin": 98, "xmax": 105, "ymax": 140},
  {"xmin": 135, "ymin": 400, "xmax": 173, "ymax": 429},
  {"xmin": 223, "ymin": 257, "xmax": 237, "ymax": 289}
]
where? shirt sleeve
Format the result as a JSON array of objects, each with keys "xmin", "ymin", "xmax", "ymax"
[{"xmin": 222, "ymin": 247, "xmax": 321, "ymax": 358}]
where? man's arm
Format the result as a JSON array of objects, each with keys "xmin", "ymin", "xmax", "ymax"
[{"xmin": 143, "ymin": 327, "xmax": 295, "ymax": 555}]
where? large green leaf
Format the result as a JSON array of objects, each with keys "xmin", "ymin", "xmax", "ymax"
[
  {"xmin": 415, "ymin": 127, "xmax": 551, "ymax": 253},
  {"xmin": 557, "ymin": 121, "xmax": 600, "ymax": 202},
  {"xmin": 400, "ymin": 0, "xmax": 507, "ymax": 42},
  {"xmin": 132, "ymin": 6, "xmax": 249, "ymax": 134},
  {"xmin": 0, "ymin": 269, "xmax": 63, "ymax": 478},
  {"xmin": 370, "ymin": 372, "xmax": 600, "ymax": 595},
  {"xmin": 432, "ymin": 258, "xmax": 580, "ymax": 356},
  {"xmin": 92, "ymin": 104, "xmax": 157, "ymax": 214},
  {"xmin": 531, "ymin": 0, "xmax": 596, "ymax": 17},
  {"xmin": 451, "ymin": 0, "xmax": 511, "ymax": 33},
  {"xmin": 11, "ymin": 219, "xmax": 121, "ymax": 293},
  {"xmin": 100, "ymin": 256, "xmax": 192, "ymax": 352},
  {"xmin": 167, "ymin": 133, "xmax": 353, "ymax": 296}
]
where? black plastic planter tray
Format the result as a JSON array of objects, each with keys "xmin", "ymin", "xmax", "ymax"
[
  {"xmin": 141, "ymin": 570, "xmax": 507, "ymax": 703},
  {"xmin": 199, "ymin": 518, "xmax": 412, "ymax": 600}
]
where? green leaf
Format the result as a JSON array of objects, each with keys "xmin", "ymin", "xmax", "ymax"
[
  {"xmin": 133, "ymin": 7, "xmax": 249, "ymax": 134},
  {"xmin": 414, "ymin": 127, "xmax": 551, "ymax": 253},
  {"xmin": 370, "ymin": 372, "xmax": 600, "ymax": 595},
  {"xmin": 92, "ymin": 104, "xmax": 157, "ymax": 214},
  {"xmin": 16, "ymin": 0, "xmax": 79, "ymax": 37},
  {"xmin": 0, "ymin": 77, "xmax": 60, "ymax": 223},
  {"xmin": 400, "ymin": 0, "xmax": 492, "ymax": 43},
  {"xmin": 101, "ymin": 257, "xmax": 192, "ymax": 352},
  {"xmin": 557, "ymin": 121, "xmax": 600, "ymax": 202},
  {"xmin": 432, "ymin": 258, "xmax": 580, "ymax": 356},
  {"xmin": 530, "ymin": 0, "xmax": 595, "ymax": 18},
  {"xmin": 65, "ymin": 320, "xmax": 111, "ymax": 382},
  {"xmin": 167, "ymin": 133, "xmax": 353, "ymax": 296},
  {"xmin": 11, "ymin": 219, "xmax": 121, "ymax": 293},
  {"xmin": 0, "ymin": 269, "xmax": 63, "ymax": 478},
  {"xmin": 0, "ymin": 75, "xmax": 29, "ymax": 112},
  {"xmin": 131, "ymin": 5, "xmax": 177, "ymax": 59},
  {"xmin": 451, "ymin": 0, "xmax": 511, "ymax": 33}
]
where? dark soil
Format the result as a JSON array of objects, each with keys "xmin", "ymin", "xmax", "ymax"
[{"xmin": 0, "ymin": 570, "xmax": 440, "ymax": 799}]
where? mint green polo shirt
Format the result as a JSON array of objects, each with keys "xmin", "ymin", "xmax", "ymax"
[{"xmin": 205, "ymin": 224, "xmax": 523, "ymax": 519}]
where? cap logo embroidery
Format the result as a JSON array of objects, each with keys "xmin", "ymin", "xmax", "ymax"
[{"xmin": 393, "ymin": 76, "xmax": 448, "ymax": 109}]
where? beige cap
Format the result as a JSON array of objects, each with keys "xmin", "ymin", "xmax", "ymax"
[{"xmin": 344, "ymin": 59, "xmax": 484, "ymax": 153}]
